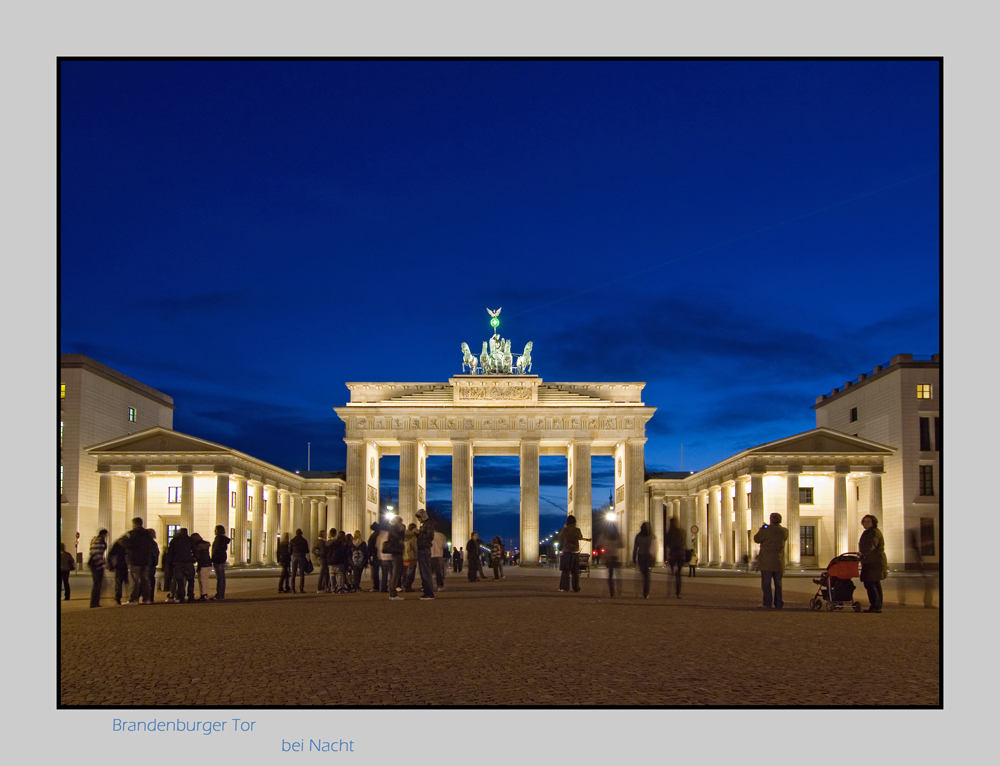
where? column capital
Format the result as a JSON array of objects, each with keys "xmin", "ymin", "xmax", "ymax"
[
  {"xmin": 570, "ymin": 437, "xmax": 594, "ymax": 446},
  {"xmin": 519, "ymin": 436, "xmax": 541, "ymax": 444},
  {"xmin": 247, "ymin": 478, "xmax": 264, "ymax": 488},
  {"xmin": 786, "ymin": 465, "xmax": 803, "ymax": 475},
  {"xmin": 344, "ymin": 438, "xmax": 365, "ymax": 446},
  {"xmin": 213, "ymin": 466, "xmax": 231, "ymax": 476},
  {"xmin": 97, "ymin": 465, "xmax": 112, "ymax": 475},
  {"xmin": 834, "ymin": 465, "xmax": 851, "ymax": 476},
  {"xmin": 869, "ymin": 466, "xmax": 885, "ymax": 475},
  {"xmin": 625, "ymin": 436, "xmax": 648, "ymax": 446},
  {"xmin": 130, "ymin": 465, "xmax": 147, "ymax": 475}
]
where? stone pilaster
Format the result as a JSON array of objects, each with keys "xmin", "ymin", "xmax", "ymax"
[
  {"xmin": 131, "ymin": 468, "xmax": 147, "ymax": 526},
  {"xmin": 847, "ymin": 477, "xmax": 858, "ymax": 548},
  {"xmin": 451, "ymin": 440, "xmax": 472, "ymax": 550},
  {"xmin": 520, "ymin": 438, "xmax": 540, "ymax": 567},
  {"xmin": 721, "ymin": 481, "xmax": 734, "ymax": 567},
  {"xmin": 326, "ymin": 493, "xmax": 341, "ymax": 534},
  {"xmin": 786, "ymin": 468, "xmax": 801, "ymax": 567},
  {"xmin": 834, "ymin": 468, "xmax": 849, "ymax": 557},
  {"xmin": 626, "ymin": 439, "xmax": 646, "ymax": 556},
  {"xmin": 279, "ymin": 490, "xmax": 291, "ymax": 539},
  {"xmin": 650, "ymin": 491, "xmax": 666, "ymax": 565},
  {"xmin": 697, "ymin": 491, "xmax": 709, "ymax": 563},
  {"xmin": 309, "ymin": 498, "xmax": 319, "ymax": 544},
  {"xmin": 233, "ymin": 475, "xmax": 248, "ymax": 565},
  {"xmin": 180, "ymin": 468, "xmax": 195, "ymax": 532},
  {"xmin": 870, "ymin": 469, "xmax": 883, "ymax": 518},
  {"xmin": 214, "ymin": 470, "xmax": 230, "ymax": 531},
  {"xmin": 251, "ymin": 481, "xmax": 265, "ymax": 564},
  {"xmin": 749, "ymin": 472, "xmax": 764, "ymax": 563},
  {"xmin": 344, "ymin": 439, "xmax": 365, "ymax": 539},
  {"xmin": 708, "ymin": 486, "xmax": 721, "ymax": 566},
  {"xmin": 265, "ymin": 486, "xmax": 278, "ymax": 564},
  {"xmin": 98, "ymin": 468, "xmax": 113, "ymax": 536},
  {"xmin": 291, "ymin": 495, "xmax": 303, "ymax": 534},
  {"xmin": 399, "ymin": 440, "xmax": 418, "ymax": 527},
  {"xmin": 573, "ymin": 440, "xmax": 593, "ymax": 549},
  {"xmin": 735, "ymin": 476, "xmax": 748, "ymax": 568}
]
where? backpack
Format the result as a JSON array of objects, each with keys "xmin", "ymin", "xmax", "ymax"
[{"xmin": 352, "ymin": 548, "xmax": 364, "ymax": 567}]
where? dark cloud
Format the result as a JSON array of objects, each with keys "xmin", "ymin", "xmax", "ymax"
[{"xmin": 133, "ymin": 289, "xmax": 255, "ymax": 321}]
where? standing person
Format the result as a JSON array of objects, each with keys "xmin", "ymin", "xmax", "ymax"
[
  {"xmin": 403, "ymin": 524, "xmax": 419, "ymax": 592},
  {"xmin": 88, "ymin": 529, "xmax": 108, "ymax": 608},
  {"xmin": 466, "ymin": 533, "xmax": 481, "ymax": 582},
  {"xmin": 161, "ymin": 544, "xmax": 174, "ymax": 602},
  {"xmin": 557, "ymin": 515, "xmax": 591, "ymax": 593},
  {"xmin": 452, "ymin": 546, "xmax": 461, "ymax": 573},
  {"xmin": 211, "ymin": 525, "xmax": 230, "ymax": 601},
  {"xmin": 314, "ymin": 529, "xmax": 329, "ymax": 593},
  {"xmin": 431, "ymin": 530, "xmax": 447, "ymax": 591},
  {"xmin": 147, "ymin": 529, "xmax": 160, "ymax": 603},
  {"xmin": 375, "ymin": 524, "xmax": 391, "ymax": 593},
  {"xmin": 367, "ymin": 523, "xmax": 382, "ymax": 592},
  {"xmin": 192, "ymin": 532, "xmax": 212, "ymax": 602},
  {"xmin": 491, "ymin": 536, "xmax": 506, "ymax": 581},
  {"xmin": 688, "ymin": 548, "xmax": 698, "ymax": 577},
  {"xmin": 343, "ymin": 534, "xmax": 357, "ymax": 591},
  {"xmin": 108, "ymin": 535, "xmax": 129, "ymax": 605},
  {"xmin": 385, "ymin": 515, "xmax": 406, "ymax": 601},
  {"xmin": 276, "ymin": 533, "xmax": 292, "ymax": 593},
  {"xmin": 124, "ymin": 517, "xmax": 154, "ymax": 605},
  {"xmin": 350, "ymin": 531, "xmax": 368, "ymax": 594},
  {"xmin": 415, "ymin": 510, "xmax": 436, "ymax": 600},
  {"xmin": 632, "ymin": 522, "xmax": 655, "ymax": 599},
  {"xmin": 859, "ymin": 514, "xmax": 888, "ymax": 613},
  {"xmin": 59, "ymin": 543, "xmax": 75, "ymax": 601},
  {"xmin": 599, "ymin": 525, "xmax": 622, "ymax": 597},
  {"xmin": 168, "ymin": 527, "xmax": 196, "ymax": 604},
  {"xmin": 753, "ymin": 513, "xmax": 789, "ymax": 609},
  {"xmin": 289, "ymin": 528, "xmax": 310, "ymax": 594},
  {"xmin": 326, "ymin": 529, "xmax": 343, "ymax": 593},
  {"xmin": 665, "ymin": 517, "xmax": 687, "ymax": 598}
]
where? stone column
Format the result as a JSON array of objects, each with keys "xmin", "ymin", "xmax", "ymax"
[
  {"xmin": 735, "ymin": 476, "xmax": 748, "ymax": 568},
  {"xmin": 520, "ymin": 438, "xmax": 540, "ymax": 567},
  {"xmin": 291, "ymin": 495, "xmax": 303, "ymax": 534},
  {"xmin": 344, "ymin": 439, "xmax": 365, "ymax": 539},
  {"xmin": 869, "ymin": 468, "xmax": 883, "ymax": 519},
  {"xmin": 834, "ymin": 468, "xmax": 849, "ymax": 557},
  {"xmin": 233, "ymin": 475, "xmax": 248, "ymax": 565},
  {"xmin": 399, "ymin": 439, "xmax": 418, "ymax": 527},
  {"xmin": 650, "ymin": 491, "xmax": 666, "ymax": 565},
  {"xmin": 98, "ymin": 468, "xmax": 113, "ymax": 535},
  {"xmin": 626, "ymin": 439, "xmax": 646, "ymax": 556},
  {"xmin": 573, "ymin": 440, "xmax": 593, "ymax": 549},
  {"xmin": 279, "ymin": 489, "xmax": 291, "ymax": 538},
  {"xmin": 308, "ymin": 498, "xmax": 319, "ymax": 543},
  {"xmin": 266, "ymin": 486, "xmax": 278, "ymax": 564},
  {"xmin": 451, "ymin": 440, "xmax": 472, "ymax": 550},
  {"xmin": 749, "ymin": 472, "xmax": 764, "ymax": 564},
  {"xmin": 318, "ymin": 498, "xmax": 327, "ymax": 536},
  {"xmin": 215, "ymin": 471, "xmax": 230, "ymax": 531},
  {"xmin": 131, "ymin": 468, "xmax": 147, "ymax": 526},
  {"xmin": 326, "ymin": 493, "xmax": 342, "ymax": 533},
  {"xmin": 126, "ymin": 477, "xmax": 134, "ymax": 523},
  {"xmin": 696, "ymin": 491, "xmax": 709, "ymax": 563},
  {"xmin": 786, "ymin": 468, "xmax": 801, "ymax": 567},
  {"xmin": 847, "ymin": 476, "xmax": 858, "ymax": 545},
  {"xmin": 721, "ymin": 481, "xmax": 734, "ymax": 568},
  {"xmin": 251, "ymin": 481, "xmax": 265, "ymax": 564},
  {"xmin": 707, "ymin": 486, "xmax": 721, "ymax": 566},
  {"xmin": 180, "ymin": 468, "xmax": 195, "ymax": 532}
]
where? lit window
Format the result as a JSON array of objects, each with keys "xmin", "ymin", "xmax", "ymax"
[
  {"xmin": 167, "ymin": 486, "xmax": 181, "ymax": 503},
  {"xmin": 60, "ymin": 421, "xmax": 63, "ymax": 448},
  {"xmin": 917, "ymin": 384, "xmax": 932, "ymax": 399},
  {"xmin": 248, "ymin": 496, "xmax": 252, "ymax": 512},
  {"xmin": 60, "ymin": 383, "xmax": 66, "ymax": 399},
  {"xmin": 128, "ymin": 407, "xmax": 137, "ymax": 422},
  {"xmin": 919, "ymin": 465, "xmax": 934, "ymax": 496},
  {"xmin": 60, "ymin": 464, "xmax": 63, "ymax": 495},
  {"xmin": 167, "ymin": 525, "xmax": 179, "ymax": 545},
  {"xmin": 800, "ymin": 525, "xmax": 815, "ymax": 557},
  {"xmin": 231, "ymin": 491, "xmax": 236, "ymax": 508},
  {"xmin": 799, "ymin": 487, "xmax": 814, "ymax": 505},
  {"xmin": 849, "ymin": 407, "xmax": 857, "ymax": 423}
]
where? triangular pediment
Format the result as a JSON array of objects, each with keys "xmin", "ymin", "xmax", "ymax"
[
  {"xmin": 749, "ymin": 428, "xmax": 893, "ymax": 456},
  {"xmin": 86, "ymin": 427, "xmax": 229, "ymax": 455}
]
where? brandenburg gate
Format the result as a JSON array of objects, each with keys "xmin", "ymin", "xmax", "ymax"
[{"xmin": 333, "ymin": 309, "xmax": 656, "ymax": 565}]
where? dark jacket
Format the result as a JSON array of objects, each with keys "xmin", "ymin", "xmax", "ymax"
[
  {"xmin": 168, "ymin": 531, "xmax": 196, "ymax": 564},
  {"xmin": 753, "ymin": 523, "xmax": 789, "ymax": 572},
  {"xmin": 149, "ymin": 540, "xmax": 160, "ymax": 569},
  {"xmin": 384, "ymin": 523, "xmax": 405, "ymax": 555},
  {"xmin": 350, "ymin": 541, "xmax": 368, "ymax": 569},
  {"xmin": 108, "ymin": 540, "xmax": 129, "ymax": 572},
  {"xmin": 290, "ymin": 533, "xmax": 309, "ymax": 557},
  {"xmin": 326, "ymin": 537, "xmax": 344, "ymax": 566},
  {"xmin": 665, "ymin": 525, "xmax": 686, "ymax": 555},
  {"xmin": 60, "ymin": 550, "xmax": 75, "ymax": 571},
  {"xmin": 276, "ymin": 539, "xmax": 291, "ymax": 565},
  {"xmin": 859, "ymin": 526, "xmax": 888, "ymax": 582},
  {"xmin": 211, "ymin": 533, "xmax": 231, "ymax": 564},
  {"xmin": 558, "ymin": 524, "xmax": 583, "ymax": 553},
  {"xmin": 632, "ymin": 532, "xmax": 654, "ymax": 563},
  {"xmin": 465, "ymin": 538, "xmax": 480, "ymax": 563},
  {"xmin": 194, "ymin": 538, "xmax": 212, "ymax": 568},
  {"xmin": 367, "ymin": 524, "xmax": 381, "ymax": 561},
  {"xmin": 123, "ymin": 526, "xmax": 153, "ymax": 567},
  {"xmin": 416, "ymin": 517, "xmax": 435, "ymax": 550}
]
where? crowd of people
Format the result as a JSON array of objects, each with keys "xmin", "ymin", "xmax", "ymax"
[{"xmin": 69, "ymin": 511, "xmax": 891, "ymax": 613}]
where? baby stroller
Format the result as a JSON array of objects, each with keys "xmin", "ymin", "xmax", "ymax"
[{"xmin": 809, "ymin": 553, "xmax": 863, "ymax": 612}]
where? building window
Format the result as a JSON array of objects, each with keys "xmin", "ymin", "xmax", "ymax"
[
  {"xmin": 920, "ymin": 518, "xmax": 935, "ymax": 557},
  {"xmin": 799, "ymin": 487, "xmax": 814, "ymax": 505},
  {"xmin": 919, "ymin": 417, "xmax": 931, "ymax": 451},
  {"xmin": 248, "ymin": 496, "xmax": 253, "ymax": 512},
  {"xmin": 167, "ymin": 486, "xmax": 181, "ymax": 503},
  {"xmin": 917, "ymin": 384, "xmax": 932, "ymax": 399},
  {"xmin": 230, "ymin": 528, "xmax": 235, "ymax": 554},
  {"xmin": 166, "ymin": 525, "xmax": 179, "ymax": 545},
  {"xmin": 800, "ymin": 525, "xmax": 815, "ymax": 557},
  {"xmin": 935, "ymin": 417, "xmax": 941, "ymax": 452},
  {"xmin": 60, "ymin": 464, "xmax": 63, "ymax": 496},
  {"xmin": 849, "ymin": 407, "xmax": 857, "ymax": 422},
  {"xmin": 919, "ymin": 465, "xmax": 934, "ymax": 496},
  {"xmin": 60, "ymin": 383, "xmax": 66, "ymax": 399},
  {"xmin": 231, "ymin": 491, "xmax": 236, "ymax": 508},
  {"xmin": 128, "ymin": 407, "xmax": 137, "ymax": 422},
  {"xmin": 60, "ymin": 420, "xmax": 63, "ymax": 448},
  {"xmin": 262, "ymin": 499, "xmax": 267, "ymax": 514}
]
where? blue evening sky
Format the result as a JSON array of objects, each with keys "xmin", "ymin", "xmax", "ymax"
[{"xmin": 60, "ymin": 60, "xmax": 940, "ymax": 545}]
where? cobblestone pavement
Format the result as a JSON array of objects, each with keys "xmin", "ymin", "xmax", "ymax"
[{"xmin": 59, "ymin": 566, "xmax": 940, "ymax": 707}]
